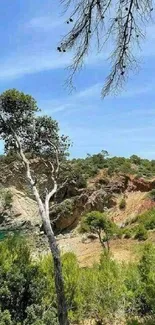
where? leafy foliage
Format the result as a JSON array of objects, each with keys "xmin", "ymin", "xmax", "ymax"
[
  {"xmin": 0, "ymin": 89, "xmax": 70, "ymax": 162},
  {"xmin": 137, "ymin": 209, "xmax": 155, "ymax": 231},
  {"xmin": 147, "ymin": 189, "xmax": 155, "ymax": 201},
  {"xmin": 134, "ymin": 225, "xmax": 148, "ymax": 241},
  {"xmin": 123, "ymin": 227, "xmax": 134, "ymax": 239},
  {"xmin": 0, "ymin": 237, "xmax": 155, "ymax": 324},
  {"xmin": 120, "ymin": 208, "xmax": 155, "ymax": 241},
  {"xmin": 0, "ymin": 236, "xmax": 57, "ymax": 325},
  {"xmin": 0, "ymin": 89, "xmax": 38, "ymax": 153},
  {"xmin": 63, "ymin": 152, "xmax": 155, "ymax": 187},
  {"xmin": 80, "ymin": 211, "xmax": 117, "ymax": 251},
  {"xmin": 1, "ymin": 148, "xmax": 155, "ymax": 194},
  {"xmin": 119, "ymin": 198, "xmax": 126, "ymax": 210}
]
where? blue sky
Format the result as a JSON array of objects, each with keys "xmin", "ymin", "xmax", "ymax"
[{"xmin": 0, "ymin": 1, "xmax": 155, "ymax": 159}]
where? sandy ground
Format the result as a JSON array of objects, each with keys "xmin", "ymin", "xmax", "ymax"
[{"xmin": 57, "ymin": 235, "xmax": 139, "ymax": 267}]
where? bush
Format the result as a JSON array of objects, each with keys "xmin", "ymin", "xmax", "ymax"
[
  {"xmin": 134, "ymin": 225, "xmax": 148, "ymax": 241},
  {"xmin": 0, "ymin": 309, "xmax": 13, "ymax": 325},
  {"xmin": 137, "ymin": 209, "xmax": 155, "ymax": 230},
  {"xmin": 115, "ymin": 228, "xmax": 123, "ymax": 239},
  {"xmin": 4, "ymin": 191, "xmax": 13, "ymax": 208},
  {"xmin": 0, "ymin": 236, "xmax": 56, "ymax": 324},
  {"xmin": 119, "ymin": 198, "xmax": 126, "ymax": 210},
  {"xmin": 123, "ymin": 228, "xmax": 133, "ymax": 239},
  {"xmin": 1, "ymin": 235, "xmax": 155, "ymax": 324},
  {"xmin": 138, "ymin": 244, "xmax": 155, "ymax": 314},
  {"xmin": 148, "ymin": 189, "xmax": 155, "ymax": 201}
]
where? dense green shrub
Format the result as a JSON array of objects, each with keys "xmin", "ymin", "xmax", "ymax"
[
  {"xmin": 119, "ymin": 198, "xmax": 126, "ymax": 210},
  {"xmin": 138, "ymin": 244, "xmax": 155, "ymax": 314},
  {"xmin": 0, "ymin": 308, "xmax": 13, "ymax": 325},
  {"xmin": 0, "ymin": 236, "xmax": 155, "ymax": 324},
  {"xmin": 123, "ymin": 227, "xmax": 134, "ymax": 239},
  {"xmin": 137, "ymin": 209, "xmax": 155, "ymax": 230},
  {"xmin": 148, "ymin": 189, "xmax": 155, "ymax": 201},
  {"xmin": 0, "ymin": 236, "xmax": 56, "ymax": 324},
  {"xmin": 67, "ymin": 151, "xmax": 155, "ymax": 181},
  {"xmin": 134, "ymin": 225, "xmax": 148, "ymax": 241}
]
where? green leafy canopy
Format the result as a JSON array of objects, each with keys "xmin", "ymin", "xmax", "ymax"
[{"xmin": 0, "ymin": 89, "xmax": 70, "ymax": 159}]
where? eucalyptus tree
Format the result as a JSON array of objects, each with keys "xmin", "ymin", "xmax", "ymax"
[{"xmin": 0, "ymin": 89, "xmax": 70, "ymax": 325}]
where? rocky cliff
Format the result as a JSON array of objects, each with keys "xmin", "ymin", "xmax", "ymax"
[{"xmin": 1, "ymin": 168, "xmax": 155, "ymax": 236}]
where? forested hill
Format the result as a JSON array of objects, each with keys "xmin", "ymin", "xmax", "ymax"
[
  {"xmin": 69, "ymin": 151, "xmax": 155, "ymax": 181},
  {"xmin": 1, "ymin": 150, "xmax": 155, "ymax": 192}
]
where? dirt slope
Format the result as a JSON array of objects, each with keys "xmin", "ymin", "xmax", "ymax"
[
  {"xmin": 109, "ymin": 191, "xmax": 155, "ymax": 224},
  {"xmin": 56, "ymin": 190, "xmax": 155, "ymax": 267},
  {"xmin": 57, "ymin": 235, "xmax": 138, "ymax": 267}
]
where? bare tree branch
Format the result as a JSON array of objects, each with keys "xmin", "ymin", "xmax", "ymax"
[
  {"xmin": 58, "ymin": 177, "xmax": 69, "ymax": 191},
  {"xmin": 45, "ymin": 178, "xmax": 57, "ymax": 216},
  {"xmin": 59, "ymin": 0, "xmax": 153, "ymax": 96},
  {"xmin": 12, "ymin": 130, "xmax": 46, "ymax": 214},
  {"xmin": 6, "ymin": 125, "xmax": 59, "ymax": 222},
  {"xmin": 47, "ymin": 139, "xmax": 60, "ymax": 176},
  {"xmin": 51, "ymin": 213, "xmax": 62, "ymax": 225}
]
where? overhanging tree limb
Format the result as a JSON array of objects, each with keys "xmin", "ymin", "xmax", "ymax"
[{"xmin": 59, "ymin": 0, "xmax": 153, "ymax": 96}]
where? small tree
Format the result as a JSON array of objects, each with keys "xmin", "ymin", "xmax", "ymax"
[
  {"xmin": 119, "ymin": 198, "xmax": 126, "ymax": 210},
  {"xmin": 0, "ymin": 89, "xmax": 70, "ymax": 325},
  {"xmin": 80, "ymin": 211, "xmax": 116, "ymax": 252},
  {"xmin": 134, "ymin": 224, "xmax": 148, "ymax": 241}
]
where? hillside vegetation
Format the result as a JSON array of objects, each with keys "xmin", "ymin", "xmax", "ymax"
[
  {"xmin": 1, "ymin": 151, "xmax": 155, "ymax": 256},
  {"xmin": 1, "ymin": 151, "xmax": 155, "ymax": 324},
  {"xmin": 0, "ymin": 236, "xmax": 155, "ymax": 325}
]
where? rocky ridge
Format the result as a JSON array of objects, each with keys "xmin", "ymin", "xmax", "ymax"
[{"xmin": 0, "ymin": 171, "xmax": 155, "ymax": 235}]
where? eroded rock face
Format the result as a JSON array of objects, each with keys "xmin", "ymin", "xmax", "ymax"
[
  {"xmin": 50, "ymin": 194, "xmax": 88, "ymax": 232},
  {"xmin": 51, "ymin": 188, "xmax": 116, "ymax": 232},
  {"xmin": 0, "ymin": 187, "xmax": 40, "ymax": 231},
  {"xmin": 130, "ymin": 177, "xmax": 155, "ymax": 192},
  {"xmin": 92, "ymin": 173, "xmax": 155, "ymax": 193},
  {"xmin": 84, "ymin": 189, "xmax": 116, "ymax": 211},
  {"xmin": 1, "ymin": 168, "xmax": 155, "ymax": 235}
]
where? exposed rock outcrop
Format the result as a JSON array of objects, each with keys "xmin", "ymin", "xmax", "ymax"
[
  {"xmin": 130, "ymin": 176, "xmax": 155, "ymax": 192},
  {"xmin": 1, "ymin": 167, "xmax": 155, "ymax": 236},
  {"xmin": 50, "ymin": 188, "xmax": 117, "ymax": 232},
  {"xmin": 0, "ymin": 187, "xmax": 40, "ymax": 231}
]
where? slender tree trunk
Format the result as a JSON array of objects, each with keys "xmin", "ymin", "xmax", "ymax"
[
  {"xmin": 11, "ymin": 125, "xmax": 70, "ymax": 325},
  {"xmin": 42, "ymin": 214, "xmax": 69, "ymax": 325}
]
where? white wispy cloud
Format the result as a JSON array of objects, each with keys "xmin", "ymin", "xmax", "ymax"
[
  {"xmin": 39, "ymin": 83, "xmax": 102, "ymax": 113},
  {"xmin": 0, "ymin": 51, "xmax": 71, "ymax": 80},
  {"xmin": 0, "ymin": 50, "xmax": 109, "ymax": 81},
  {"xmin": 27, "ymin": 16, "xmax": 63, "ymax": 31},
  {"xmin": 40, "ymin": 79, "xmax": 155, "ymax": 115},
  {"xmin": 116, "ymin": 84, "xmax": 154, "ymax": 99},
  {"xmin": 76, "ymin": 83, "xmax": 102, "ymax": 98}
]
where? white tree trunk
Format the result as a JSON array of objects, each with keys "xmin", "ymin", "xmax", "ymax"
[
  {"xmin": 13, "ymin": 134, "xmax": 70, "ymax": 325},
  {"xmin": 40, "ymin": 210, "xmax": 69, "ymax": 325}
]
